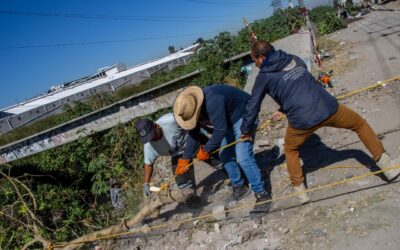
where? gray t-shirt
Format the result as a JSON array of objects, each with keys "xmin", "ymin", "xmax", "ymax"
[{"xmin": 144, "ymin": 113, "xmax": 186, "ymax": 165}]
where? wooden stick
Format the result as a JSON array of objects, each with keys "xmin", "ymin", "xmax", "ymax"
[{"xmin": 59, "ymin": 189, "xmax": 188, "ymax": 250}]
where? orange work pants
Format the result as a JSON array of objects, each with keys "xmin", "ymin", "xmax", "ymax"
[{"xmin": 284, "ymin": 104, "xmax": 384, "ymax": 186}]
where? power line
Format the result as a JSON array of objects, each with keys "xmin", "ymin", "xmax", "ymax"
[
  {"xmin": 0, "ymin": 10, "xmax": 237, "ymax": 23},
  {"xmin": 182, "ymin": 0, "xmax": 265, "ymax": 6},
  {"xmin": 0, "ymin": 32, "xmax": 218, "ymax": 50}
]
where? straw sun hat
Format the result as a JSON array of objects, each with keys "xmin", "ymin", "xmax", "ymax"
[{"xmin": 173, "ymin": 86, "xmax": 204, "ymax": 130}]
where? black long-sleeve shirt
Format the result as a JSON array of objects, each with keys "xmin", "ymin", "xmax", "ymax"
[{"xmin": 183, "ymin": 84, "xmax": 251, "ymax": 159}]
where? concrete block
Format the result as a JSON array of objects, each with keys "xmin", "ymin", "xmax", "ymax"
[{"xmin": 212, "ymin": 205, "xmax": 226, "ymax": 221}]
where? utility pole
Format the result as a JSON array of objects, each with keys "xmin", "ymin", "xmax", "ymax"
[
  {"xmin": 271, "ymin": 0, "xmax": 283, "ymax": 13},
  {"xmin": 297, "ymin": 0, "xmax": 321, "ymax": 67}
]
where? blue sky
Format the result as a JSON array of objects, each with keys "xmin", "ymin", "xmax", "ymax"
[{"xmin": 0, "ymin": 0, "xmax": 331, "ymax": 109}]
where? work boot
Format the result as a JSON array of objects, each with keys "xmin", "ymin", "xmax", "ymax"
[
  {"xmin": 376, "ymin": 153, "xmax": 400, "ymax": 181},
  {"xmin": 293, "ymin": 183, "xmax": 310, "ymax": 204},
  {"xmin": 226, "ymin": 185, "xmax": 251, "ymax": 203},
  {"xmin": 250, "ymin": 191, "xmax": 273, "ymax": 218}
]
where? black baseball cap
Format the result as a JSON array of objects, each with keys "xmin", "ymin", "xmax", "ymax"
[{"xmin": 135, "ymin": 119, "xmax": 155, "ymax": 144}]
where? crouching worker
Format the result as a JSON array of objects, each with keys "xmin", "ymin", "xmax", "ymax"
[
  {"xmin": 241, "ymin": 40, "xmax": 400, "ymax": 204},
  {"xmin": 173, "ymin": 84, "xmax": 272, "ymax": 217},
  {"xmin": 135, "ymin": 113, "xmax": 200, "ymax": 206}
]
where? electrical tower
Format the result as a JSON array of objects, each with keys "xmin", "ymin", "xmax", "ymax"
[
  {"xmin": 289, "ymin": 0, "xmax": 295, "ymax": 8},
  {"xmin": 271, "ymin": 0, "xmax": 283, "ymax": 13}
]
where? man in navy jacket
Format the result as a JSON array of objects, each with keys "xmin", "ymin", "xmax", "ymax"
[
  {"xmin": 173, "ymin": 84, "xmax": 272, "ymax": 216},
  {"xmin": 241, "ymin": 40, "xmax": 398, "ymax": 203}
]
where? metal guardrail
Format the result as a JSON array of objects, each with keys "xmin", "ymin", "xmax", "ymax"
[
  {"xmin": 0, "ymin": 70, "xmax": 202, "ymax": 164},
  {"xmin": 0, "ymin": 51, "xmax": 254, "ymax": 164},
  {"xmin": 0, "ymin": 55, "xmax": 194, "ymax": 135}
]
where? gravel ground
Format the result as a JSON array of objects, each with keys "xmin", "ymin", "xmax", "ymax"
[{"xmin": 99, "ymin": 3, "xmax": 400, "ymax": 250}]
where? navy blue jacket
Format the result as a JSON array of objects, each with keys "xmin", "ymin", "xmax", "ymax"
[
  {"xmin": 183, "ymin": 84, "xmax": 250, "ymax": 159},
  {"xmin": 241, "ymin": 49, "xmax": 338, "ymax": 133}
]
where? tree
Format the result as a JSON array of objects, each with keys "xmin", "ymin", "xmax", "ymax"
[
  {"xmin": 0, "ymin": 6, "xmax": 347, "ymax": 249},
  {"xmin": 194, "ymin": 37, "xmax": 204, "ymax": 45},
  {"xmin": 168, "ymin": 46, "xmax": 176, "ymax": 54}
]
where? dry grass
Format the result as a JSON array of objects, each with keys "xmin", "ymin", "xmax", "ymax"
[{"xmin": 314, "ymin": 36, "xmax": 358, "ymax": 78}]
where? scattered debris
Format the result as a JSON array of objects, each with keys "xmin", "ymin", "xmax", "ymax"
[
  {"xmin": 212, "ymin": 205, "xmax": 226, "ymax": 221},
  {"xmin": 141, "ymin": 224, "xmax": 151, "ymax": 234},
  {"xmin": 107, "ymin": 6, "xmax": 400, "ymax": 250},
  {"xmin": 256, "ymin": 138, "xmax": 271, "ymax": 148},
  {"xmin": 278, "ymin": 226, "xmax": 290, "ymax": 235},
  {"xmin": 214, "ymin": 223, "xmax": 221, "ymax": 233},
  {"xmin": 319, "ymin": 49, "xmax": 331, "ymax": 60},
  {"xmin": 349, "ymin": 54, "xmax": 359, "ymax": 60},
  {"xmin": 109, "ymin": 180, "xmax": 126, "ymax": 211}
]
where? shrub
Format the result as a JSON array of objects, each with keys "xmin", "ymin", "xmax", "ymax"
[
  {"xmin": 309, "ymin": 6, "xmax": 346, "ymax": 35},
  {"xmin": 0, "ymin": 7, "xmax": 311, "ymax": 248}
]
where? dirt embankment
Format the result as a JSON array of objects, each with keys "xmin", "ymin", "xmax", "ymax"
[{"xmin": 96, "ymin": 5, "xmax": 400, "ymax": 250}]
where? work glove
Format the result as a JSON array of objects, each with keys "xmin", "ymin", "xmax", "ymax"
[
  {"xmin": 175, "ymin": 159, "xmax": 190, "ymax": 175},
  {"xmin": 143, "ymin": 183, "xmax": 151, "ymax": 198},
  {"xmin": 196, "ymin": 145, "xmax": 210, "ymax": 161}
]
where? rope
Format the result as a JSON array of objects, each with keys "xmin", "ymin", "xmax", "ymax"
[
  {"xmin": 50, "ymin": 75, "xmax": 400, "ymax": 249},
  {"xmin": 278, "ymin": 163, "xmax": 364, "ymax": 171},
  {"xmin": 51, "ymin": 164, "xmax": 400, "ymax": 249},
  {"xmin": 159, "ymin": 75, "xmax": 400, "ymax": 191},
  {"xmin": 336, "ymin": 75, "xmax": 400, "ymax": 100},
  {"xmin": 158, "ymin": 119, "xmax": 273, "ymax": 191},
  {"xmin": 159, "ymin": 139, "xmax": 248, "ymax": 190}
]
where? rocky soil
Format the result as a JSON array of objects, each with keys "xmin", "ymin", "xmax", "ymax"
[{"xmin": 94, "ymin": 3, "xmax": 400, "ymax": 250}]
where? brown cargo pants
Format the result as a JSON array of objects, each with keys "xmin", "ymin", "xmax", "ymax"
[{"xmin": 284, "ymin": 104, "xmax": 385, "ymax": 186}]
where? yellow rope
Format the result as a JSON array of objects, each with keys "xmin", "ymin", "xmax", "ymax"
[
  {"xmin": 336, "ymin": 75, "xmax": 400, "ymax": 100},
  {"xmin": 158, "ymin": 119, "xmax": 273, "ymax": 191},
  {"xmin": 159, "ymin": 75, "xmax": 400, "ymax": 191},
  {"xmin": 277, "ymin": 163, "xmax": 364, "ymax": 171},
  {"xmin": 52, "ymin": 164, "xmax": 400, "ymax": 249},
  {"xmin": 159, "ymin": 140, "xmax": 246, "ymax": 190},
  {"xmin": 51, "ymin": 75, "xmax": 400, "ymax": 249}
]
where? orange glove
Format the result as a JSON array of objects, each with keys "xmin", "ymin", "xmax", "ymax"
[
  {"xmin": 175, "ymin": 159, "xmax": 190, "ymax": 175},
  {"xmin": 197, "ymin": 145, "xmax": 210, "ymax": 161}
]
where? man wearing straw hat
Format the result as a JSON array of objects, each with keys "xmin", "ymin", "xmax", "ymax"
[
  {"xmin": 173, "ymin": 84, "xmax": 272, "ymax": 217},
  {"xmin": 240, "ymin": 40, "xmax": 400, "ymax": 204}
]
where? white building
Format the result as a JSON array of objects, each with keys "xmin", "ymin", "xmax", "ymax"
[{"xmin": 0, "ymin": 44, "xmax": 200, "ymax": 134}]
